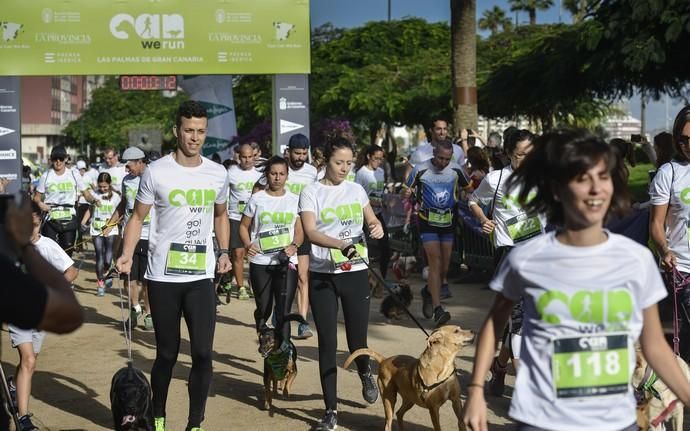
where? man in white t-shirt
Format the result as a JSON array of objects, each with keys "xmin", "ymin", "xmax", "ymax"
[
  {"xmin": 284, "ymin": 133, "xmax": 317, "ymax": 339},
  {"xmin": 227, "ymin": 142, "xmax": 263, "ymax": 299},
  {"xmin": 116, "ymin": 100, "xmax": 231, "ymax": 431},
  {"xmin": 99, "ymin": 148, "xmax": 128, "ymax": 193},
  {"xmin": 405, "ymin": 118, "xmax": 465, "ymax": 179}
]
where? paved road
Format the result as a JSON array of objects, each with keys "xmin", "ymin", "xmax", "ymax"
[{"xmin": 2, "ymin": 249, "xmax": 516, "ymax": 431}]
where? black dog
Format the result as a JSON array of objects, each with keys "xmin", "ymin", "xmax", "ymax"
[
  {"xmin": 110, "ymin": 362, "xmax": 153, "ymax": 431},
  {"xmin": 379, "ymin": 282, "xmax": 413, "ymax": 320},
  {"xmin": 258, "ymin": 313, "xmax": 306, "ymax": 411}
]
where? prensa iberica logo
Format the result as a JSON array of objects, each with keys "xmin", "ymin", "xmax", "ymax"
[{"xmin": 109, "ymin": 13, "xmax": 184, "ymax": 50}]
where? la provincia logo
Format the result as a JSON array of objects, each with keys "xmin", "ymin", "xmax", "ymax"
[{"xmin": 109, "ymin": 13, "xmax": 185, "ymax": 50}]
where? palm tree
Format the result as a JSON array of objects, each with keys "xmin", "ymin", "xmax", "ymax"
[
  {"xmin": 478, "ymin": 6, "xmax": 512, "ymax": 36},
  {"xmin": 451, "ymin": 0, "xmax": 477, "ymax": 132},
  {"xmin": 509, "ymin": 0, "xmax": 554, "ymax": 25},
  {"xmin": 563, "ymin": 0, "xmax": 597, "ymax": 23}
]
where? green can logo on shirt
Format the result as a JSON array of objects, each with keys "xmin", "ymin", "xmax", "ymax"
[
  {"xmin": 680, "ymin": 187, "xmax": 690, "ymax": 204},
  {"xmin": 320, "ymin": 203, "xmax": 363, "ymax": 226},
  {"xmin": 168, "ymin": 189, "xmax": 217, "ymax": 208},
  {"xmin": 536, "ymin": 288, "xmax": 633, "ymax": 326},
  {"xmin": 236, "ymin": 181, "xmax": 256, "ymax": 191},
  {"xmin": 259, "ymin": 211, "xmax": 294, "ymax": 225},
  {"xmin": 46, "ymin": 182, "xmax": 74, "ymax": 194},
  {"xmin": 286, "ymin": 182, "xmax": 305, "ymax": 195}
]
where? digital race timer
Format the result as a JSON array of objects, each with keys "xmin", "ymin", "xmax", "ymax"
[{"xmin": 119, "ymin": 75, "xmax": 177, "ymax": 91}]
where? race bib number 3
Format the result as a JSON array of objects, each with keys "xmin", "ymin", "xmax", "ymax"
[
  {"xmin": 165, "ymin": 243, "xmax": 207, "ymax": 275},
  {"xmin": 552, "ymin": 334, "xmax": 629, "ymax": 399},
  {"xmin": 507, "ymin": 213, "xmax": 542, "ymax": 243},
  {"xmin": 259, "ymin": 227, "xmax": 290, "ymax": 253},
  {"xmin": 330, "ymin": 243, "xmax": 368, "ymax": 270},
  {"xmin": 50, "ymin": 208, "xmax": 71, "ymax": 220},
  {"xmin": 428, "ymin": 208, "xmax": 452, "ymax": 227}
]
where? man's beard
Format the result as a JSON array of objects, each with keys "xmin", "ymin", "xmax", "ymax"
[{"xmin": 291, "ymin": 159, "xmax": 305, "ymax": 169}]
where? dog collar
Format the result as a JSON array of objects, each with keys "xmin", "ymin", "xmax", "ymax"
[
  {"xmin": 417, "ymin": 366, "xmax": 457, "ymax": 394},
  {"xmin": 635, "ymin": 365, "xmax": 660, "ymax": 401}
]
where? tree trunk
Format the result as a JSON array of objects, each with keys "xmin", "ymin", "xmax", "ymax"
[
  {"xmin": 384, "ymin": 123, "xmax": 398, "ymax": 181},
  {"xmin": 451, "ymin": 0, "xmax": 478, "ymax": 135},
  {"xmin": 529, "ymin": 9, "xmax": 537, "ymax": 25}
]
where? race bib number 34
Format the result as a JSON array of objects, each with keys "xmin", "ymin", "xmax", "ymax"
[
  {"xmin": 552, "ymin": 334, "xmax": 629, "ymax": 399},
  {"xmin": 165, "ymin": 243, "xmax": 207, "ymax": 275}
]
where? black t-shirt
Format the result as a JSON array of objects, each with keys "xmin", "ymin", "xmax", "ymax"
[{"xmin": 0, "ymin": 255, "xmax": 48, "ymax": 329}]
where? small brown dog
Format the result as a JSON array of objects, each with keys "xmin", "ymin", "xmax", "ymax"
[
  {"xmin": 369, "ymin": 267, "xmax": 386, "ymax": 298},
  {"xmin": 344, "ymin": 325, "xmax": 475, "ymax": 431},
  {"xmin": 258, "ymin": 314, "xmax": 306, "ymax": 411},
  {"xmin": 632, "ymin": 348, "xmax": 690, "ymax": 430}
]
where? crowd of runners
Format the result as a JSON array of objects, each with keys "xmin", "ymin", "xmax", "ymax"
[{"xmin": 7, "ymin": 99, "xmax": 690, "ymax": 431}]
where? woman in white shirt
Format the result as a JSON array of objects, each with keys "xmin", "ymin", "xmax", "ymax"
[
  {"xmin": 464, "ymin": 129, "xmax": 690, "ymax": 431},
  {"xmin": 299, "ymin": 138, "xmax": 384, "ymax": 431},
  {"xmin": 239, "ymin": 156, "xmax": 303, "ymax": 340}
]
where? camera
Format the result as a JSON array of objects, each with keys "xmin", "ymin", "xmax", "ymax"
[
  {"xmin": 631, "ymin": 134, "xmax": 642, "ymax": 143},
  {"xmin": 466, "ymin": 129, "xmax": 476, "ymax": 147}
]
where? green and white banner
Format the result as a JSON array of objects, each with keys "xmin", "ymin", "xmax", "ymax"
[{"xmin": 0, "ymin": 0, "xmax": 310, "ymax": 75}]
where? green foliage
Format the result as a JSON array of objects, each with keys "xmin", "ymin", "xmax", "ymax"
[
  {"xmin": 63, "ymin": 77, "xmax": 187, "ymax": 151},
  {"xmin": 627, "ymin": 162, "xmax": 654, "ymax": 202}
]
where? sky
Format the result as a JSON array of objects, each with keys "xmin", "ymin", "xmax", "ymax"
[{"xmin": 310, "ymin": 0, "xmax": 678, "ymax": 134}]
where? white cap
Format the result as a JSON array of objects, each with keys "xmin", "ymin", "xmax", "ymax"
[
  {"xmin": 121, "ymin": 146, "xmax": 146, "ymax": 161},
  {"xmin": 76, "ymin": 160, "xmax": 87, "ymax": 170}
]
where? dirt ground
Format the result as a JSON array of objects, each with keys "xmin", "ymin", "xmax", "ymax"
[{"xmin": 2, "ymin": 249, "xmax": 517, "ymax": 431}]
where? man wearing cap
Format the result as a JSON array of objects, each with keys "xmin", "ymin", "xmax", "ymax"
[
  {"xmin": 105, "ymin": 146, "xmax": 154, "ymax": 330},
  {"xmin": 34, "ymin": 146, "xmax": 97, "ymax": 255},
  {"xmin": 284, "ymin": 133, "xmax": 318, "ymax": 338}
]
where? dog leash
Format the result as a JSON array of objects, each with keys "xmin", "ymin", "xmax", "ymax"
[
  {"xmin": 349, "ymin": 244, "xmax": 431, "ymax": 338},
  {"xmin": 116, "ymin": 271, "xmax": 134, "ymax": 362},
  {"xmin": 669, "ymin": 268, "xmax": 690, "ymax": 355}
]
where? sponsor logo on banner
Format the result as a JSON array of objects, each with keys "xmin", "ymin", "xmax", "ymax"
[
  {"xmin": 198, "ymin": 101, "xmax": 232, "ymax": 119},
  {"xmin": 0, "ymin": 105, "xmax": 16, "ymax": 113},
  {"xmin": 278, "ymin": 97, "xmax": 305, "ymax": 111},
  {"xmin": 0, "ymin": 126, "xmax": 15, "ymax": 137},
  {"xmin": 0, "ymin": 149, "xmax": 17, "ymax": 160},
  {"xmin": 280, "ymin": 119, "xmax": 303, "ymax": 134},
  {"xmin": 1, "ymin": 22, "xmax": 24, "ymax": 42},
  {"xmin": 35, "ymin": 33, "xmax": 91, "ymax": 44},
  {"xmin": 215, "ymin": 11, "xmax": 251, "ymax": 24},
  {"xmin": 109, "ymin": 13, "xmax": 185, "ymax": 50},
  {"xmin": 273, "ymin": 22, "xmax": 294, "ymax": 41}
]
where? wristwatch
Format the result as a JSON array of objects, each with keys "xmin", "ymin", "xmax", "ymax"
[{"xmin": 217, "ymin": 248, "xmax": 229, "ymax": 256}]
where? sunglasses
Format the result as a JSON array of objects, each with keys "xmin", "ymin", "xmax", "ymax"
[{"xmin": 51, "ymin": 157, "xmax": 66, "ymax": 162}]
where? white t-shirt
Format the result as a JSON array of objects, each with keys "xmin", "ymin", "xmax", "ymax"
[
  {"xmin": 409, "ymin": 142, "xmax": 465, "ymax": 167},
  {"xmin": 649, "ymin": 161, "xmax": 690, "ymax": 272},
  {"xmin": 90, "ymin": 191, "xmax": 121, "ymax": 236},
  {"xmin": 99, "ymin": 164, "xmax": 128, "ymax": 193},
  {"xmin": 286, "ymin": 163, "xmax": 318, "ymax": 195},
  {"xmin": 243, "ymin": 190, "xmax": 299, "ymax": 266},
  {"xmin": 355, "ymin": 166, "xmax": 385, "ymax": 215},
  {"xmin": 299, "ymin": 181, "xmax": 370, "ymax": 274},
  {"xmin": 122, "ymin": 173, "xmax": 153, "ymax": 240},
  {"xmin": 469, "ymin": 165, "xmax": 546, "ymax": 247},
  {"xmin": 491, "ymin": 232, "xmax": 667, "ymax": 431},
  {"xmin": 136, "ymin": 155, "xmax": 229, "ymax": 283},
  {"xmin": 34, "ymin": 235, "xmax": 74, "ymax": 273},
  {"xmin": 75, "ymin": 168, "xmax": 96, "ymax": 205},
  {"xmin": 226, "ymin": 165, "xmax": 262, "ymax": 221},
  {"xmin": 36, "ymin": 169, "xmax": 87, "ymax": 217}
]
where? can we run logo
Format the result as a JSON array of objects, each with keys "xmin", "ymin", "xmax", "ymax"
[{"xmin": 109, "ymin": 13, "xmax": 184, "ymax": 49}]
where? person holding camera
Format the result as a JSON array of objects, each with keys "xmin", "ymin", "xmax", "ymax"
[
  {"xmin": 0, "ymin": 196, "xmax": 84, "ymax": 431},
  {"xmin": 33, "ymin": 146, "xmax": 96, "ymax": 256},
  {"xmin": 239, "ymin": 156, "xmax": 303, "ymax": 340}
]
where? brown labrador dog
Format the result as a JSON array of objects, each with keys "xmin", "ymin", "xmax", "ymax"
[{"xmin": 344, "ymin": 325, "xmax": 475, "ymax": 431}]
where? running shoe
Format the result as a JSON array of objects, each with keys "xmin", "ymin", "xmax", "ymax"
[
  {"xmin": 105, "ymin": 278, "xmax": 113, "ymax": 289},
  {"xmin": 97, "ymin": 280, "xmax": 105, "ymax": 297},
  {"xmin": 144, "ymin": 314, "xmax": 154, "ymax": 331},
  {"xmin": 488, "ymin": 357, "xmax": 507, "ymax": 397},
  {"xmin": 154, "ymin": 417, "xmax": 166, "ymax": 431},
  {"xmin": 294, "ymin": 322, "xmax": 313, "ymax": 339},
  {"xmin": 440, "ymin": 283, "xmax": 452, "ymax": 300},
  {"xmin": 238, "ymin": 286, "xmax": 251, "ymax": 300},
  {"xmin": 359, "ymin": 371, "xmax": 379, "ymax": 404},
  {"xmin": 421, "ymin": 286, "xmax": 433, "ymax": 319},
  {"xmin": 313, "ymin": 410, "xmax": 338, "ymax": 431},
  {"xmin": 18, "ymin": 414, "xmax": 38, "ymax": 431},
  {"xmin": 433, "ymin": 306, "xmax": 451, "ymax": 328}
]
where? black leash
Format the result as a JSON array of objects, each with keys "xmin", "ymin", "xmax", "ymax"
[{"xmin": 346, "ymin": 244, "xmax": 430, "ymax": 338}]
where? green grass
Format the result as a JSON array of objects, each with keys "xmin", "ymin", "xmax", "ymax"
[{"xmin": 627, "ymin": 163, "xmax": 654, "ymax": 203}]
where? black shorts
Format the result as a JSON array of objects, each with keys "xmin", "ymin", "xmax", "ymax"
[
  {"xmin": 230, "ymin": 219, "xmax": 244, "ymax": 249},
  {"xmin": 129, "ymin": 239, "xmax": 149, "ymax": 282},
  {"xmin": 297, "ymin": 237, "xmax": 311, "ymax": 256}
]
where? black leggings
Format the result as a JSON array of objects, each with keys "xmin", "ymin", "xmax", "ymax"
[
  {"xmin": 310, "ymin": 270, "xmax": 371, "ymax": 410},
  {"xmin": 41, "ymin": 221, "xmax": 77, "ymax": 257},
  {"xmin": 92, "ymin": 235, "xmax": 115, "ymax": 280},
  {"xmin": 375, "ymin": 213, "xmax": 392, "ymax": 278},
  {"xmin": 249, "ymin": 262, "xmax": 297, "ymax": 340},
  {"xmin": 148, "ymin": 279, "xmax": 216, "ymax": 429}
]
